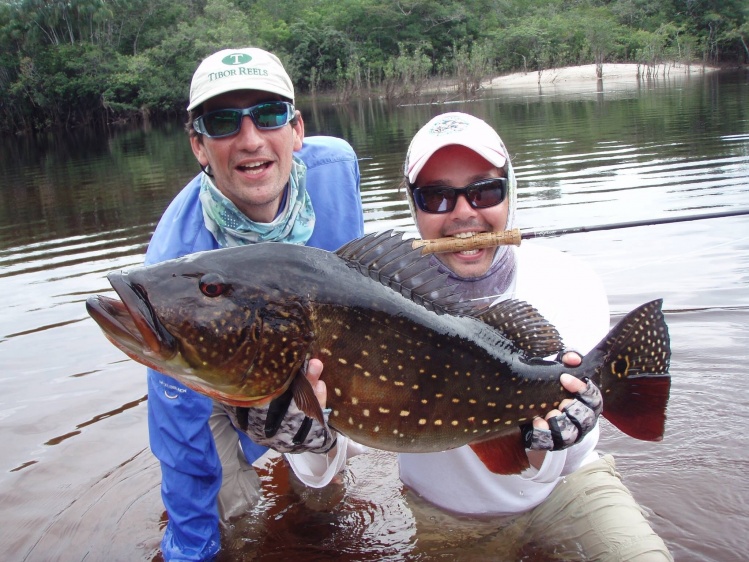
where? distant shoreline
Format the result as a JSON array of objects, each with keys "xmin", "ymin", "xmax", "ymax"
[{"xmin": 486, "ymin": 62, "xmax": 720, "ymax": 90}]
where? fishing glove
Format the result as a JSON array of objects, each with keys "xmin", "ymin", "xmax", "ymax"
[
  {"xmin": 222, "ymin": 382, "xmax": 337, "ymax": 455},
  {"xmin": 522, "ymin": 378, "xmax": 603, "ymax": 451}
]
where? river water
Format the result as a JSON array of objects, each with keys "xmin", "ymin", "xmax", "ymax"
[{"xmin": 1, "ymin": 68, "xmax": 748, "ymax": 561}]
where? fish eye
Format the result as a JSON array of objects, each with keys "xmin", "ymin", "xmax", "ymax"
[{"xmin": 199, "ymin": 273, "xmax": 228, "ymax": 297}]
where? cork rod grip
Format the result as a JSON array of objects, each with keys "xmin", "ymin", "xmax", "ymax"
[{"xmin": 412, "ymin": 229, "xmax": 522, "ymax": 254}]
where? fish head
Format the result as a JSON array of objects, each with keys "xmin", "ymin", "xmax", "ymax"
[{"xmin": 86, "ymin": 249, "xmax": 314, "ymax": 406}]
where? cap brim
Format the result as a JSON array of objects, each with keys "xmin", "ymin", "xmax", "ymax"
[
  {"xmin": 407, "ymin": 138, "xmax": 508, "ymax": 183},
  {"xmin": 187, "ymin": 82, "xmax": 294, "ymax": 110}
]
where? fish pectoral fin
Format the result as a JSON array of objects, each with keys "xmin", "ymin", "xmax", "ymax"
[
  {"xmin": 468, "ymin": 429, "xmax": 530, "ymax": 475},
  {"xmin": 291, "ymin": 374, "xmax": 326, "ymax": 427}
]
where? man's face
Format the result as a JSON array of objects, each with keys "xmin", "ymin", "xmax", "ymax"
[
  {"xmin": 190, "ymin": 90, "xmax": 304, "ymax": 223},
  {"xmin": 414, "ymin": 145, "xmax": 509, "ymax": 278}
]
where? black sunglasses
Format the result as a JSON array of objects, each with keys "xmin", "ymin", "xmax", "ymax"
[
  {"xmin": 411, "ymin": 177, "xmax": 508, "ymax": 214},
  {"xmin": 193, "ymin": 101, "xmax": 295, "ymax": 138}
]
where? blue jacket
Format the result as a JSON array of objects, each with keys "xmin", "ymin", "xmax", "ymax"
[{"xmin": 145, "ymin": 136, "xmax": 364, "ymax": 561}]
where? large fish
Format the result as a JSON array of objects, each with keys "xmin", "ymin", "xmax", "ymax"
[{"xmin": 86, "ymin": 231, "xmax": 671, "ymax": 474}]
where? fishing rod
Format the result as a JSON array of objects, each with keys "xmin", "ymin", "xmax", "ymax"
[{"xmin": 413, "ymin": 208, "xmax": 749, "ymax": 254}]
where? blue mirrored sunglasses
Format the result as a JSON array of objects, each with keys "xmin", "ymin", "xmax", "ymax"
[
  {"xmin": 411, "ymin": 177, "xmax": 508, "ymax": 214},
  {"xmin": 193, "ymin": 101, "xmax": 295, "ymax": 138}
]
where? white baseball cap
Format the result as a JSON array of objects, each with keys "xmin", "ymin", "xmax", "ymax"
[
  {"xmin": 187, "ymin": 48, "xmax": 294, "ymax": 110},
  {"xmin": 404, "ymin": 112, "xmax": 509, "ymax": 183}
]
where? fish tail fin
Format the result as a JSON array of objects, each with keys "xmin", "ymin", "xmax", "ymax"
[{"xmin": 587, "ymin": 299, "xmax": 671, "ymax": 441}]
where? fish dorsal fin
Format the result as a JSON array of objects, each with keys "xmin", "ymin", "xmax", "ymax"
[
  {"xmin": 478, "ymin": 299, "xmax": 564, "ymax": 357},
  {"xmin": 335, "ymin": 231, "xmax": 476, "ymax": 315}
]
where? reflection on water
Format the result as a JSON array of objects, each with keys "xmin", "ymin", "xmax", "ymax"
[{"xmin": 1, "ymin": 70, "xmax": 748, "ymax": 561}]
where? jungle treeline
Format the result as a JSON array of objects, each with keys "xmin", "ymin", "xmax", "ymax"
[{"xmin": 1, "ymin": 0, "xmax": 747, "ymax": 133}]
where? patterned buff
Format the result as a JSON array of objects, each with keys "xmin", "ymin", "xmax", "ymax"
[{"xmin": 199, "ymin": 156, "xmax": 315, "ymax": 247}]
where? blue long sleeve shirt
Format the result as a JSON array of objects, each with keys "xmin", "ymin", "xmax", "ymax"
[{"xmin": 144, "ymin": 136, "xmax": 364, "ymax": 561}]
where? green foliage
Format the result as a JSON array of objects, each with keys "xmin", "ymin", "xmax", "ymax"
[
  {"xmin": 449, "ymin": 40, "xmax": 495, "ymax": 94},
  {"xmin": 285, "ymin": 19, "xmax": 353, "ymax": 91},
  {"xmin": 0, "ymin": 0, "xmax": 746, "ymax": 132},
  {"xmin": 380, "ymin": 42, "xmax": 433, "ymax": 100}
]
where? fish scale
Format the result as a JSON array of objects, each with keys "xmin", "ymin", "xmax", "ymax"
[{"xmin": 86, "ymin": 231, "xmax": 671, "ymax": 475}]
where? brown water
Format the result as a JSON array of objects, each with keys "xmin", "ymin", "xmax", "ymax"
[{"xmin": 1, "ymin": 70, "xmax": 748, "ymax": 561}]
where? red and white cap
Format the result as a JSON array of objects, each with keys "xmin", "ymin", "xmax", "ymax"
[{"xmin": 404, "ymin": 112, "xmax": 510, "ymax": 183}]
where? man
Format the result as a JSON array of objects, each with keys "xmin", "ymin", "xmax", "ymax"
[
  {"xmin": 301, "ymin": 112, "xmax": 672, "ymax": 560},
  {"xmin": 145, "ymin": 47, "xmax": 363, "ymax": 561}
]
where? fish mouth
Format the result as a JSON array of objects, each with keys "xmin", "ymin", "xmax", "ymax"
[
  {"xmin": 87, "ymin": 272, "xmax": 283, "ymax": 407},
  {"xmin": 86, "ymin": 272, "xmax": 177, "ymax": 363}
]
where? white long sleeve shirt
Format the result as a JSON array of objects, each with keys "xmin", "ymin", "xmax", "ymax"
[{"xmin": 288, "ymin": 242, "xmax": 610, "ymax": 516}]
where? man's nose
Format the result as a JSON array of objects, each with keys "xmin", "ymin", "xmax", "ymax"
[
  {"xmin": 235, "ymin": 116, "xmax": 264, "ymax": 148},
  {"xmin": 450, "ymin": 192, "xmax": 476, "ymax": 215}
]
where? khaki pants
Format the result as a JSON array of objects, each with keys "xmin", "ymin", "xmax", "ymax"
[
  {"xmin": 209, "ymin": 401, "xmax": 262, "ymax": 522},
  {"xmin": 407, "ymin": 455, "xmax": 673, "ymax": 562}
]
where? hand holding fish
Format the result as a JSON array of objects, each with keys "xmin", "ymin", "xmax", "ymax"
[
  {"xmin": 524, "ymin": 352, "xmax": 603, "ymax": 447},
  {"xmin": 311, "ymin": 349, "xmax": 603, "ymax": 466},
  {"xmin": 219, "ymin": 358, "xmax": 338, "ymax": 455},
  {"xmin": 311, "ymin": 348, "xmax": 601, "ymax": 455},
  {"xmin": 305, "ymin": 359, "xmax": 327, "ymax": 409},
  {"xmin": 304, "ymin": 359, "xmax": 347, "ymax": 459}
]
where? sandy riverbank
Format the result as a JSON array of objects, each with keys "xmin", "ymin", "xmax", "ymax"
[{"xmin": 486, "ymin": 62, "xmax": 719, "ymax": 90}]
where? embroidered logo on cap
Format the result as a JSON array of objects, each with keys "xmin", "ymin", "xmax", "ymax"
[
  {"xmin": 428, "ymin": 115, "xmax": 470, "ymax": 136},
  {"xmin": 221, "ymin": 53, "xmax": 252, "ymax": 65}
]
